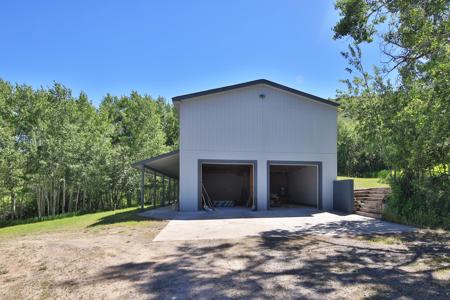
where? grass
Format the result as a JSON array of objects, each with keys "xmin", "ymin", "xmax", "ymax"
[
  {"xmin": 337, "ymin": 176, "xmax": 390, "ymax": 189},
  {"xmin": 0, "ymin": 207, "xmax": 155, "ymax": 240}
]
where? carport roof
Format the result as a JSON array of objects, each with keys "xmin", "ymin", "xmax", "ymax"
[{"xmin": 132, "ymin": 150, "xmax": 179, "ymax": 178}]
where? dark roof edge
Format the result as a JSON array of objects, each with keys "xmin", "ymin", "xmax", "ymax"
[
  {"xmin": 172, "ymin": 79, "xmax": 339, "ymax": 107},
  {"xmin": 131, "ymin": 150, "xmax": 179, "ymax": 169}
]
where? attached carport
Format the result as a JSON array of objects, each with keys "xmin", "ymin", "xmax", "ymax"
[{"xmin": 132, "ymin": 150, "xmax": 180, "ymax": 209}]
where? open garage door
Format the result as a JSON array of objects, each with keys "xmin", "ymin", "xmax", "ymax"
[
  {"xmin": 268, "ymin": 162, "xmax": 321, "ymax": 209},
  {"xmin": 199, "ymin": 161, "xmax": 256, "ymax": 210}
]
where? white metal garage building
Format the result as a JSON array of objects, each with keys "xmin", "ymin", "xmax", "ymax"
[{"xmin": 133, "ymin": 79, "xmax": 338, "ymax": 211}]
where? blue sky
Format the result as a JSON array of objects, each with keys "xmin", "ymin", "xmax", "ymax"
[{"xmin": 0, "ymin": 0, "xmax": 384, "ymax": 105}]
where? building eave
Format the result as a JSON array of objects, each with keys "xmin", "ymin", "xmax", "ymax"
[{"xmin": 172, "ymin": 79, "xmax": 339, "ymax": 107}]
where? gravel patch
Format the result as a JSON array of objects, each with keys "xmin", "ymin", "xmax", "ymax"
[{"xmin": 0, "ymin": 224, "xmax": 447, "ymax": 299}]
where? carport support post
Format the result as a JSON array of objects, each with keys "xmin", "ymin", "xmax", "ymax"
[
  {"xmin": 140, "ymin": 165, "xmax": 145, "ymax": 210},
  {"xmin": 168, "ymin": 178, "xmax": 172, "ymax": 205},
  {"xmin": 173, "ymin": 180, "xmax": 176, "ymax": 203},
  {"xmin": 153, "ymin": 171, "xmax": 156, "ymax": 208},
  {"xmin": 177, "ymin": 180, "xmax": 180, "ymax": 203},
  {"xmin": 162, "ymin": 175, "xmax": 166, "ymax": 206},
  {"xmin": 172, "ymin": 179, "xmax": 176, "ymax": 203}
]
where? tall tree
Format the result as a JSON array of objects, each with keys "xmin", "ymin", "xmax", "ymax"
[
  {"xmin": 334, "ymin": 0, "xmax": 450, "ymax": 227},
  {"xmin": 0, "ymin": 79, "xmax": 179, "ymax": 222}
]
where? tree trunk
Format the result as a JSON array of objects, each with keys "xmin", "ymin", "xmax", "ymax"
[
  {"xmin": 36, "ymin": 186, "xmax": 42, "ymax": 219},
  {"xmin": 52, "ymin": 182, "xmax": 57, "ymax": 217},
  {"xmin": 113, "ymin": 191, "xmax": 118, "ymax": 210},
  {"xmin": 45, "ymin": 188, "xmax": 50, "ymax": 216},
  {"xmin": 75, "ymin": 186, "xmax": 80, "ymax": 212},
  {"xmin": 62, "ymin": 179, "xmax": 66, "ymax": 214},
  {"xmin": 51, "ymin": 181, "xmax": 55, "ymax": 216},
  {"xmin": 10, "ymin": 191, "xmax": 16, "ymax": 220},
  {"xmin": 82, "ymin": 188, "xmax": 86, "ymax": 210},
  {"xmin": 88, "ymin": 190, "xmax": 92, "ymax": 211},
  {"xmin": 127, "ymin": 191, "xmax": 132, "ymax": 207},
  {"xmin": 68, "ymin": 188, "xmax": 73, "ymax": 213}
]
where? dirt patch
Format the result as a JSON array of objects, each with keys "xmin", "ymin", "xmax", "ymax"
[
  {"xmin": 0, "ymin": 221, "xmax": 167, "ymax": 300},
  {"xmin": 0, "ymin": 225, "xmax": 448, "ymax": 299}
]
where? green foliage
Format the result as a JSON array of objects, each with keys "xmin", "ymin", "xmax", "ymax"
[
  {"xmin": 0, "ymin": 79, "xmax": 179, "ymax": 221},
  {"xmin": 334, "ymin": 0, "xmax": 450, "ymax": 228},
  {"xmin": 384, "ymin": 174, "xmax": 449, "ymax": 229},
  {"xmin": 338, "ymin": 116, "xmax": 386, "ymax": 176},
  {"xmin": 334, "ymin": 0, "xmax": 385, "ymax": 43}
]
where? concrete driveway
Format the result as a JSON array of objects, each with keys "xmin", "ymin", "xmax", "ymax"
[{"xmin": 140, "ymin": 207, "xmax": 414, "ymax": 241}]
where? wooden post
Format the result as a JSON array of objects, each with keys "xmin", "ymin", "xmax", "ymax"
[{"xmin": 140, "ymin": 165, "xmax": 145, "ymax": 210}]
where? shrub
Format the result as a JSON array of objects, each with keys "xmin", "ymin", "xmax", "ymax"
[{"xmin": 384, "ymin": 173, "xmax": 450, "ymax": 229}]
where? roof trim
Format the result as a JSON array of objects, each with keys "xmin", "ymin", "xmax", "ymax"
[
  {"xmin": 172, "ymin": 79, "xmax": 339, "ymax": 107},
  {"xmin": 131, "ymin": 150, "xmax": 179, "ymax": 169}
]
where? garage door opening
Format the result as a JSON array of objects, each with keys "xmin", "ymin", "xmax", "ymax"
[
  {"xmin": 200, "ymin": 163, "xmax": 255, "ymax": 210},
  {"xmin": 268, "ymin": 164, "xmax": 319, "ymax": 209}
]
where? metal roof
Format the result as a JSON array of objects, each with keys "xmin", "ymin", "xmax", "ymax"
[
  {"xmin": 172, "ymin": 79, "xmax": 339, "ymax": 107},
  {"xmin": 132, "ymin": 150, "xmax": 179, "ymax": 178}
]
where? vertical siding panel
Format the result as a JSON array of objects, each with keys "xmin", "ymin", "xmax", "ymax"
[
  {"xmin": 180, "ymin": 85, "xmax": 336, "ymax": 154},
  {"xmin": 178, "ymin": 84, "xmax": 338, "ymax": 211}
]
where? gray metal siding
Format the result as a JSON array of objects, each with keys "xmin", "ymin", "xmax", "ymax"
[{"xmin": 179, "ymin": 84, "xmax": 337, "ymax": 211}]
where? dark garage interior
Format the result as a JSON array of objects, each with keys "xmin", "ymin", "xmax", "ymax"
[
  {"xmin": 201, "ymin": 164, "xmax": 254, "ymax": 209},
  {"xmin": 269, "ymin": 164, "xmax": 318, "ymax": 208}
]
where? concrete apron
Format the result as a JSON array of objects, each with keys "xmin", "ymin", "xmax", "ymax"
[{"xmin": 140, "ymin": 207, "xmax": 414, "ymax": 242}]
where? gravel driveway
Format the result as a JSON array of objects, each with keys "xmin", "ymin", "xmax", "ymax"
[{"xmin": 1, "ymin": 215, "xmax": 448, "ymax": 299}]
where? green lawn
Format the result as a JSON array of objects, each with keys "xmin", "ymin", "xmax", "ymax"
[
  {"xmin": 337, "ymin": 176, "xmax": 390, "ymax": 189},
  {"xmin": 0, "ymin": 207, "xmax": 155, "ymax": 240}
]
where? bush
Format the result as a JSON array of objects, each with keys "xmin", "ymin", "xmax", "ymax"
[{"xmin": 384, "ymin": 173, "xmax": 450, "ymax": 229}]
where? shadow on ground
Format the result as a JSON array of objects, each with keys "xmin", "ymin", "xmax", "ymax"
[
  {"xmin": 88, "ymin": 208, "xmax": 151, "ymax": 227},
  {"xmin": 265, "ymin": 219, "xmax": 414, "ymax": 236},
  {"xmin": 61, "ymin": 221, "xmax": 449, "ymax": 299},
  {"xmin": 139, "ymin": 206, "xmax": 321, "ymax": 220}
]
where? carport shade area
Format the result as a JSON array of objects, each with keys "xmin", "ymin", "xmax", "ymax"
[
  {"xmin": 201, "ymin": 164, "xmax": 254, "ymax": 209},
  {"xmin": 132, "ymin": 150, "xmax": 180, "ymax": 209},
  {"xmin": 269, "ymin": 164, "xmax": 319, "ymax": 209}
]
